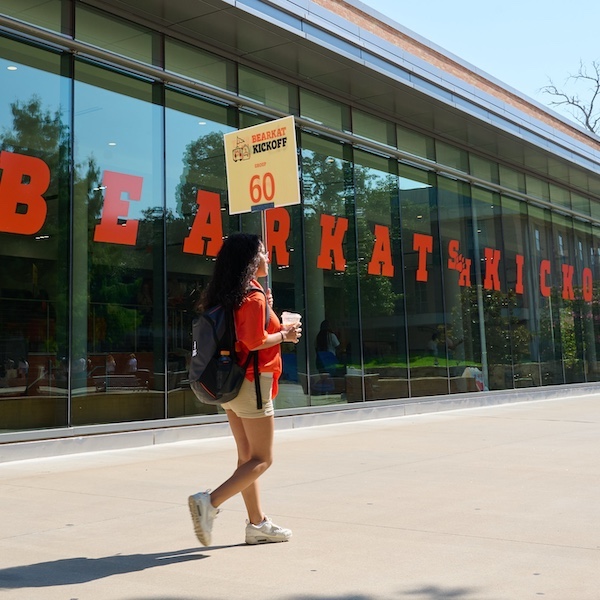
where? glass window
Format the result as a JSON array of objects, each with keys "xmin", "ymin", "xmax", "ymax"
[
  {"xmin": 0, "ymin": 34, "xmax": 63, "ymax": 76},
  {"xmin": 1, "ymin": 0, "xmax": 64, "ymax": 34},
  {"xmin": 437, "ymin": 177, "xmax": 481, "ymax": 393},
  {"xmin": 470, "ymin": 154, "xmax": 499, "ymax": 184},
  {"xmin": 571, "ymin": 219, "xmax": 598, "ymax": 381},
  {"xmin": 72, "ymin": 60, "xmax": 165, "ymax": 425},
  {"xmin": 164, "ymin": 89, "xmax": 236, "ymax": 417},
  {"xmin": 165, "ymin": 38, "xmax": 234, "ymax": 92},
  {"xmin": 352, "ymin": 110, "xmax": 395, "ymax": 147},
  {"xmin": 549, "ymin": 183, "xmax": 571, "ymax": 211},
  {"xmin": 76, "ymin": 5, "xmax": 156, "ymax": 66},
  {"xmin": 571, "ymin": 192, "xmax": 590, "ymax": 216},
  {"xmin": 238, "ymin": 66, "xmax": 297, "ymax": 115},
  {"xmin": 239, "ymin": 111, "xmax": 269, "ymax": 130},
  {"xmin": 299, "ymin": 89, "xmax": 350, "ymax": 132},
  {"xmin": 591, "ymin": 200, "xmax": 600, "ymax": 222},
  {"xmin": 528, "ymin": 206, "xmax": 564, "ymax": 386},
  {"xmin": 501, "ymin": 196, "xmax": 540, "ymax": 388},
  {"xmin": 551, "ymin": 212, "xmax": 583, "ymax": 383},
  {"xmin": 471, "ymin": 187, "xmax": 508, "ymax": 390},
  {"xmin": 400, "ymin": 165, "xmax": 448, "ymax": 396},
  {"xmin": 0, "ymin": 39, "xmax": 70, "ymax": 430},
  {"xmin": 397, "ymin": 124, "xmax": 435, "ymax": 161},
  {"xmin": 526, "ymin": 175, "xmax": 550, "ymax": 202},
  {"xmin": 301, "ymin": 133, "xmax": 359, "ymax": 403},
  {"xmin": 499, "ymin": 165, "xmax": 526, "ymax": 194},
  {"xmin": 354, "ymin": 149, "xmax": 407, "ymax": 400},
  {"xmin": 591, "ymin": 223, "xmax": 600, "ymax": 379},
  {"xmin": 259, "ymin": 200, "xmax": 306, "ymax": 410},
  {"xmin": 435, "ymin": 141, "xmax": 468, "ymax": 173}
]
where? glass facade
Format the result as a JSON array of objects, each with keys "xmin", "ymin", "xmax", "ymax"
[
  {"xmin": 71, "ymin": 60, "xmax": 165, "ymax": 425},
  {"xmin": 2, "ymin": 4, "xmax": 600, "ymax": 439}
]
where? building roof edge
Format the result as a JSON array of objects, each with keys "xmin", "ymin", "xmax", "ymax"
[{"xmin": 315, "ymin": 0, "xmax": 600, "ymax": 153}]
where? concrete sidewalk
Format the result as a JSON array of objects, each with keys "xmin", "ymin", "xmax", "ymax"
[{"xmin": 0, "ymin": 395, "xmax": 599, "ymax": 600}]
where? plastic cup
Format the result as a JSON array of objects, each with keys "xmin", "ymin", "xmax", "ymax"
[{"xmin": 281, "ymin": 311, "xmax": 302, "ymax": 327}]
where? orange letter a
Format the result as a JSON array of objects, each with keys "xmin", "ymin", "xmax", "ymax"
[
  {"xmin": 368, "ymin": 224, "xmax": 394, "ymax": 276},
  {"xmin": 183, "ymin": 190, "xmax": 223, "ymax": 256}
]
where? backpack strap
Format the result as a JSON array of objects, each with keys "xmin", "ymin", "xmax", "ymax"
[
  {"xmin": 253, "ymin": 353, "xmax": 262, "ymax": 410},
  {"xmin": 246, "ymin": 285, "xmax": 270, "ymax": 324}
]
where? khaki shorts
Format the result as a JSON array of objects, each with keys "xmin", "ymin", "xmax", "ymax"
[{"xmin": 221, "ymin": 373, "xmax": 274, "ymax": 419}]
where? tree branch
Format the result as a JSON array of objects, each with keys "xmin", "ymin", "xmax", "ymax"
[{"xmin": 540, "ymin": 60, "xmax": 600, "ymax": 133}]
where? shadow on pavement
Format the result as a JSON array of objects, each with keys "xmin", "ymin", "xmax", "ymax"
[
  {"xmin": 0, "ymin": 547, "xmax": 216, "ymax": 588},
  {"xmin": 283, "ymin": 587, "xmax": 483, "ymax": 600},
  {"xmin": 400, "ymin": 586, "xmax": 483, "ymax": 599}
]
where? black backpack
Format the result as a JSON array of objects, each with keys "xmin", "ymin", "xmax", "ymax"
[{"xmin": 189, "ymin": 287, "xmax": 269, "ymax": 408}]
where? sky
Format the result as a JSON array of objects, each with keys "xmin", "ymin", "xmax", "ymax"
[{"xmin": 358, "ymin": 0, "xmax": 600, "ymax": 126}]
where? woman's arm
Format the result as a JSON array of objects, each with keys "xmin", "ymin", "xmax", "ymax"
[{"xmin": 250, "ymin": 324, "xmax": 301, "ymax": 350}]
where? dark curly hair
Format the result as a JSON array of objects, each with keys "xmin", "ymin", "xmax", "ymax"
[{"xmin": 199, "ymin": 232, "xmax": 262, "ymax": 311}]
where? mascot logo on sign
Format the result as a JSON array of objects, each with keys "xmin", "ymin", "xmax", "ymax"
[{"xmin": 232, "ymin": 137, "xmax": 250, "ymax": 162}]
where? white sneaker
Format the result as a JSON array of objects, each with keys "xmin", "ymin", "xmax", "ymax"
[
  {"xmin": 188, "ymin": 490, "xmax": 219, "ymax": 546},
  {"xmin": 245, "ymin": 516, "xmax": 292, "ymax": 545}
]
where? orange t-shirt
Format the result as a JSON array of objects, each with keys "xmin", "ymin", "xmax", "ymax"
[{"xmin": 234, "ymin": 281, "xmax": 282, "ymax": 396}]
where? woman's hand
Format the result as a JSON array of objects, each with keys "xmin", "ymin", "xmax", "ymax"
[
  {"xmin": 266, "ymin": 287, "xmax": 274, "ymax": 308},
  {"xmin": 282, "ymin": 324, "xmax": 302, "ymax": 344}
]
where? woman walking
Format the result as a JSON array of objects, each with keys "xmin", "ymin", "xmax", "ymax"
[{"xmin": 188, "ymin": 233, "xmax": 301, "ymax": 546}]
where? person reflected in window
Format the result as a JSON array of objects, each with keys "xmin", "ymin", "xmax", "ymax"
[
  {"xmin": 427, "ymin": 332, "xmax": 440, "ymax": 366},
  {"xmin": 106, "ymin": 354, "xmax": 116, "ymax": 375},
  {"xmin": 315, "ymin": 320, "xmax": 340, "ymax": 375},
  {"xmin": 18, "ymin": 357, "xmax": 29, "ymax": 379},
  {"xmin": 127, "ymin": 353, "xmax": 137, "ymax": 373}
]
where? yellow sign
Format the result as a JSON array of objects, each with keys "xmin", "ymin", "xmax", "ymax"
[{"xmin": 223, "ymin": 115, "xmax": 300, "ymax": 214}]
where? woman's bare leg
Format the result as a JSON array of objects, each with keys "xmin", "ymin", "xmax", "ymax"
[
  {"xmin": 226, "ymin": 411, "xmax": 265, "ymax": 524},
  {"xmin": 210, "ymin": 410, "xmax": 274, "ymax": 524}
]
